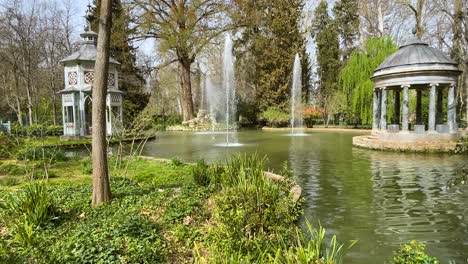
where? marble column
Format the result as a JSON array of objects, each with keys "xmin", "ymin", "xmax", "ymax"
[
  {"xmin": 372, "ymin": 89, "xmax": 379, "ymax": 131},
  {"xmin": 393, "ymin": 90, "xmax": 400, "ymax": 124},
  {"xmin": 436, "ymin": 88, "xmax": 444, "ymax": 124},
  {"xmin": 416, "ymin": 89, "xmax": 422, "ymax": 124},
  {"xmin": 402, "ymin": 85, "xmax": 409, "ymax": 131},
  {"xmin": 447, "ymin": 84, "xmax": 457, "ymax": 133},
  {"xmin": 428, "ymin": 83, "xmax": 438, "ymax": 132},
  {"xmin": 380, "ymin": 88, "xmax": 387, "ymax": 131}
]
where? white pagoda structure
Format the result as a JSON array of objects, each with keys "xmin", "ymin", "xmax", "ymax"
[{"xmin": 59, "ymin": 5, "xmax": 123, "ymax": 137}]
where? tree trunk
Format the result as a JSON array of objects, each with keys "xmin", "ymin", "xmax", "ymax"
[
  {"xmin": 180, "ymin": 60, "xmax": 194, "ymax": 121},
  {"xmin": 92, "ymin": 0, "xmax": 113, "ymax": 206}
]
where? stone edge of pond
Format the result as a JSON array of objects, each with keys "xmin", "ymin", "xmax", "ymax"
[
  {"xmin": 352, "ymin": 135, "xmax": 468, "ymax": 154},
  {"xmin": 262, "ymin": 126, "xmax": 371, "ymax": 133},
  {"xmin": 138, "ymin": 156, "xmax": 302, "ymax": 203}
]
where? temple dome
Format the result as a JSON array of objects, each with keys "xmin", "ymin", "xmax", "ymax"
[
  {"xmin": 60, "ymin": 37, "xmax": 120, "ymax": 65},
  {"xmin": 373, "ymin": 37, "xmax": 459, "ymax": 79}
]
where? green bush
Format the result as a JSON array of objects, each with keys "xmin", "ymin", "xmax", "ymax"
[
  {"xmin": 80, "ymin": 157, "xmax": 93, "ymax": 174},
  {"xmin": 192, "ymin": 160, "xmax": 210, "ymax": 186},
  {"xmin": 391, "ymin": 241, "xmax": 439, "ymax": 264},
  {"xmin": 209, "ymin": 154, "xmax": 301, "ymax": 255},
  {"xmin": 16, "ymin": 145, "xmax": 66, "ymax": 162},
  {"xmin": 1, "ymin": 183, "xmax": 56, "ymax": 227},
  {"xmin": 261, "ymin": 108, "xmax": 290, "ymax": 127},
  {"xmin": 0, "ymin": 163, "xmax": 25, "ymax": 176},
  {"xmin": 45, "ymin": 125, "xmax": 63, "ymax": 136}
]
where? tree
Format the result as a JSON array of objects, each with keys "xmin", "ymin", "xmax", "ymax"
[
  {"xmin": 92, "ymin": 0, "xmax": 113, "ymax": 206},
  {"xmin": 339, "ymin": 37, "xmax": 398, "ymax": 124},
  {"xmin": 311, "ymin": 0, "xmax": 341, "ymax": 107},
  {"xmin": 91, "ymin": 0, "xmax": 150, "ymax": 124},
  {"xmin": 401, "ymin": 0, "xmax": 426, "ymax": 38},
  {"xmin": 132, "ymin": 0, "xmax": 227, "ymax": 121},
  {"xmin": 232, "ymin": 0, "xmax": 311, "ymax": 112},
  {"xmin": 333, "ymin": 0, "xmax": 360, "ymax": 60}
]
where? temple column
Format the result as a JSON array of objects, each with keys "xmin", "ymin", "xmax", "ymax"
[
  {"xmin": 393, "ymin": 90, "xmax": 400, "ymax": 125},
  {"xmin": 79, "ymin": 91, "xmax": 86, "ymax": 136},
  {"xmin": 372, "ymin": 89, "xmax": 379, "ymax": 131},
  {"xmin": 380, "ymin": 88, "xmax": 387, "ymax": 131},
  {"xmin": 416, "ymin": 89, "xmax": 422, "ymax": 124},
  {"xmin": 402, "ymin": 85, "xmax": 409, "ymax": 131},
  {"xmin": 447, "ymin": 84, "xmax": 457, "ymax": 133},
  {"xmin": 428, "ymin": 83, "xmax": 438, "ymax": 132},
  {"xmin": 436, "ymin": 87, "xmax": 444, "ymax": 124}
]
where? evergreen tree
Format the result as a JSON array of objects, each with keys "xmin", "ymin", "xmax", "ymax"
[
  {"xmin": 339, "ymin": 37, "xmax": 397, "ymax": 125},
  {"xmin": 333, "ymin": 0, "xmax": 360, "ymax": 60},
  {"xmin": 233, "ymin": 0, "xmax": 311, "ymax": 112},
  {"xmin": 311, "ymin": 0, "xmax": 341, "ymax": 106},
  {"xmin": 91, "ymin": 0, "xmax": 149, "ymax": 125}
]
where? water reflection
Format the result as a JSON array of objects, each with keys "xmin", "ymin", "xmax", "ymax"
[{"xmin": 141, "ymin": 131, "xmax": 468, "ymax": 263}]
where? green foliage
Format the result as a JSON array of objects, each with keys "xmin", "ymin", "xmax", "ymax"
[
  {"xmin": 333, "ymin": 0, "xmax": 360, "ymax": 59},
  {"xmin": 192, "ymin": 160, "xmax": 211, "ymax": 186},
  {"xmin": 11, "ymin": 124, "xmax": 63, "ymax": 137},
  {"xmin": 265, "ymin": 221, "xmax": 355, "ymax": 263},
  {"xmin": 311, "ymin": 0, "xmax": 341, "ymax": 101},
  {"xmin": 1, "ymin": 183, "xmax": 56, "ymax": 227},
  {"xmin": 339, "ymin": 37, "xmax": 398, "ymax": 124},
  {"xmin": 15, "ymin": 144, "xmax": 66, "ymax": 162},
  {"xmin": 391, "ymin": 241, "xmax": 439, "ymax": 264},
  {"xmin": 0, "ymin": 163, "xmax": 25, "ymax": 176},
  {"xmin": 170, "ymin": 157, "xmax": 184, "ymax": 167},
  {"xmin": 79, "ymin": 157, "xmax": 93, "ymax": 174},
  {"xmin": 261, "ymin": 108, "xmax": 290, "ymax": 127},
  {"xmin": 233, "ymin": 0, "xmax": 310, "ymax": 112},
  {"xmin": 209, "ymin": 154, "xmax": 301, "ymax": 255}
]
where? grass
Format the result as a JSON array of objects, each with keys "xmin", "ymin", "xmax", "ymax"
[{"xmin": 0, "ymin": 154, "xmax": 359, "ymax": 263}]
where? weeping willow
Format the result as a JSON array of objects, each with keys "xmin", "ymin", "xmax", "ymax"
[{"xmin": 339, "ymin": 37, "xmax": 398, "ymax": 125}]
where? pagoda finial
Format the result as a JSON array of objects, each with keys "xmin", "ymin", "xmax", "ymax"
[{"xmin": 84, "ymin": 4, "xmax": 93, "ymax": 31}]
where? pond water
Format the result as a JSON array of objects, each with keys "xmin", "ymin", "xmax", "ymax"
[{"xmin": 141, "ymin": 130, "xmax": 468, "ymax": 263}]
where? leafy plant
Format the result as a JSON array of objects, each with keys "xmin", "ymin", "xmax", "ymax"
[
  {"xmin": 192, "ymin": 160, "xmax": 210, "ymax": 186},
  {"xmin": 209, "ymin": 154, "xmax": 301, "ymax": 255},
  {"xmin": 80, "ymin": 157, "xmax": 93, "ymax": 174},
  {"xmin": 261, "ymin": 108, "xmax": 290, "ymax": 127},
  {"xmin": 170, "ymin": 157, "xmax": 184, "ymax": 167},
  {"xmin": 391, "ymin": 240, "xmax": 439, "ymax": 264},
  {"xmin": 1, "ymin": 182, "xmax": 56, "ymax": 227}
]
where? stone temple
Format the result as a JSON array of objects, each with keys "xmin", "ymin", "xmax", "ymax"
[
  {"xmin": 371, "ymin": 32, "xmax": 460, "ymax": 142},
  {"xmin": 353, "ymin": 32, "xmax": 464, "ymax": 152},
  {"xmin": 59, "ymin": 5, "xmax": 123, "ymax": 137}
]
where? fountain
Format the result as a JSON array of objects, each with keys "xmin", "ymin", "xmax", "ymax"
[
  {"xmin": 288, "ymin": 54, "xmax": 307, "ymax": 136},
  {"xmin": 214, "ymin": 34, "xmax": 242, "ymax": 147}
]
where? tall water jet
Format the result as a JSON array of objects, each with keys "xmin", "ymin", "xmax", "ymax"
[
  {"xmin": 221, "ymin": 34, "xmax": 238, "ymax": 146},
  {"xmin": 290, "ymin": 53, "xmax": 305, "ymax": 135}
]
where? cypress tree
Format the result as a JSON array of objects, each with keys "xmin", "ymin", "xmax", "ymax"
[
  {"xmin": 311, "ymin": 0, "xmax": 341, "ymax": 105},
  {"xmin": 233, "ymin": 0, "xmax": 311, "ymax": 112},
  {"xmin": 333, "ymin": 0, "xmax": 360, "ymax": 60}
]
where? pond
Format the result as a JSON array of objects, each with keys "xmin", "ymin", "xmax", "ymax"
[{"xmin": 141, "ymin": 130, "xmax": 468, "ymax": 263}]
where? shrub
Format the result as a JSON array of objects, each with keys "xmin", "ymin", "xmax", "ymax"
[
  {"xmin": 391, "ymin": 241, "xmax": 439, "ymax": 264},
  {"xmin": 15, "ymin": 145, "xmax": 66, "ymax": 162},
  {"xmin": 209, "ymin": 154, "xmax": 301, "ymax": 255},
  {"xmin": 80, "ymin": 157, "xmax": 93, "ymax": 174},
  {"xmin": 1, "ymin": 183, "xmax": 56, "ymax": 227},
  {"xmin": 170, "ymin": 157, "xmax": 184, "ymax": 167},
  {"xmin": 303, "ymin": 106, "xmax": 323, "ymax": 127},
  {"xmin": 192, "ymin": 160, "xmax": 210, "ymax": 186},
  {"xmin": 261, "ymin": 108, "xmax": 290, "ymax": 127},
  {"xmin": 45, "ymin": 125, "xmax": 63, "ymax": 136}
]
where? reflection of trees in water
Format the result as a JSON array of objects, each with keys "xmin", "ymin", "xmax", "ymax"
[{"xmin": 366, "ymin": 149, "xmax": 468, "ymax": 262}]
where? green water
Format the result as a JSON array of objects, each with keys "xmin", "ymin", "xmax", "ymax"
[{"xmin": 141, "ymin": 130, "xmax": 468, "ymax": 263}]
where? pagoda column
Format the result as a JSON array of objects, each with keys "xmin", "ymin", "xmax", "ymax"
[
  {"xmin": 372, "ymin": 89, "xmax": 380, "ymax": 131},
  {"xmin": 380, "ymin": 88, "xmax": 387, "ymax": 131},
  {"xmin": 402, "ymin": 85, "xmax": 410, "ymax": 131},
  {"xmin": 428, "ymin": 83, "xmax": 438, "ymax": 132},
  {"xmin": 447, "ymin": 84, "xmax": 457, "ymax": 133}
]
